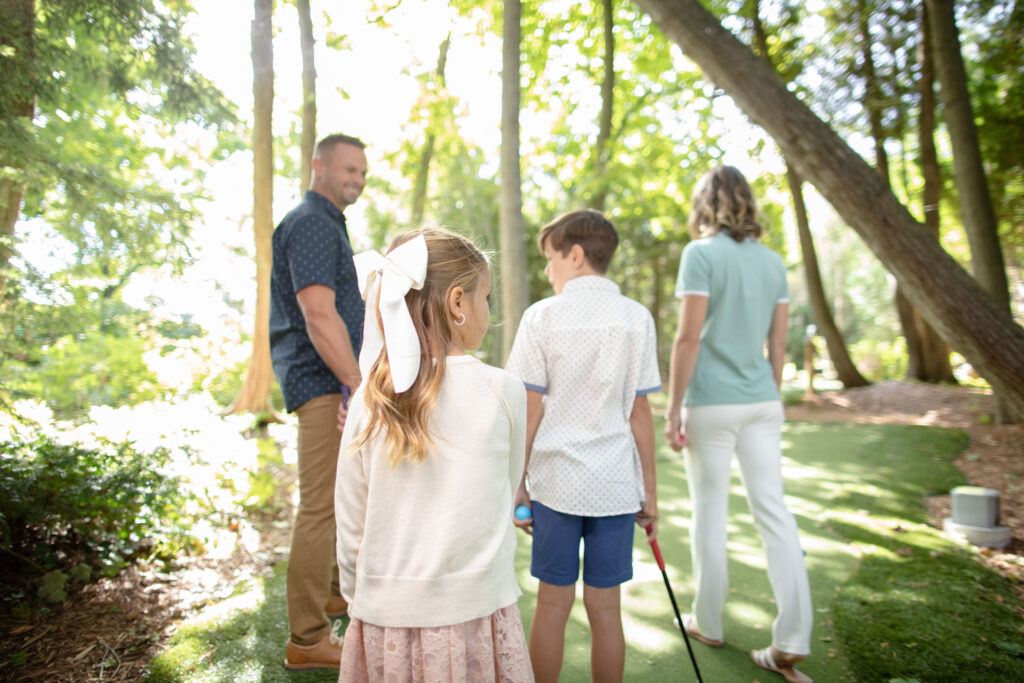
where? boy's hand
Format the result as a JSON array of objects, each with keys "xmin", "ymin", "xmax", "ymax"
[
  {"xmin": 636, "ymin": 499, "xmax": 658, "ymax": 542},
  {"xmin": 513, "ymin": 484, "xmax": 533, "ymax": 535}
]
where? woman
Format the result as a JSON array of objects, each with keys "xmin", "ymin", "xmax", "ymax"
[{"xmin": 665, "ymin": 166, "xmax": 814, "ymax": 683}]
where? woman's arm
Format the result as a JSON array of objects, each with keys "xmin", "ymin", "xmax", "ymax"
[
  {"xmin": 665, "ymin": 295, "xmax": 708, "ymax": 451},
  {"xmin": 767, "ymin": 302, "xmax": 789, "ymax": 391}
]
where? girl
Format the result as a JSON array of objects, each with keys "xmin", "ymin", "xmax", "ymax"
[
  {"xmin": 665, "ymin": 167, "xmax": 814, "ymax": 683},
  {"xmin": 335, "ymin": 227, "xmax": 534, "ymax": 682}
]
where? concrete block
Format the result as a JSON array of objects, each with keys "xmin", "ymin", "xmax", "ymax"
[
  {"xmin": 943, "ymin": 517, "xmax": 1012, "ymax": 549},
  {"xmin": 951, "ymin": 486, "xmax": 1001, "ymax": 528}
]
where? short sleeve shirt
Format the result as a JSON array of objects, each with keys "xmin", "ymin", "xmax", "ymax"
[
  {"xmin": 505, "ymin": 276, "xmax": 661, "ymax": 517},
  {"xmin": 674, "ymin": 232, "xmax": 789, "ymax": 406},
  {"xmin": 269, "ymin": 191, "xmax": 365, "ymax": 412}
]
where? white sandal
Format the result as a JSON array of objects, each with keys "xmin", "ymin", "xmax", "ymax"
[
  {"xmin": 675, "ymin": 613, "xmax": 724, "ymax": 648},
  {"xmin": 751, "ymin": 646, "xmax": 813, "ymax": 683}
]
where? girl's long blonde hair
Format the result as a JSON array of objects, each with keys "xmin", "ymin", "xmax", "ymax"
[
  {"xmin": 348, "ymin": 227, "xmax": 488, "ymax": 466},
  {"xmin": 688, "ymin": 166, "xmax": 764, "ymax": 242}
]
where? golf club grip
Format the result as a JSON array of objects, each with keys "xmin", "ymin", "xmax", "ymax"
[{"xmin": 645, "ymin": 525, "xmax": 666, "ymax": 571}]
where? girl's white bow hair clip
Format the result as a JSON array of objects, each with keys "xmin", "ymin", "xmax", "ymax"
[{"xmin": 353, "ymin": 235, "xmax": 429, "ymax": 393}]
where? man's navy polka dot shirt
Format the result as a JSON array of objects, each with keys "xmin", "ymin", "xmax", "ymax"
[{"xmin": 269, "ymin": 191, "xmax": 365, "ymax": 413}]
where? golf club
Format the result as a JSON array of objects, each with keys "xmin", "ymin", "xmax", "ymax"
[{"xmin": 646, "ymin": 524, "xmax": 703, "ymax": 683}]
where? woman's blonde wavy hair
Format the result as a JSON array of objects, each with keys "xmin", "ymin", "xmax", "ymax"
[
  {"xmin": 688, "ymin": 166, "xmax": 764, "ymax": 242},
  {"xmin": 348, "ymin": 227, "xmax": 488, "ymax": 467}
]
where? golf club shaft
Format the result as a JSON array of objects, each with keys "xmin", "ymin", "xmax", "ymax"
[{"xmin": 646, "ymin": 525, "xmax": 703, "ymax": 683}]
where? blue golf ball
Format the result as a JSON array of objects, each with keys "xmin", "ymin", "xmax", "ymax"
[{"xmin": 514, "ymin": 505, "xmax": 532, "ymax": 521}]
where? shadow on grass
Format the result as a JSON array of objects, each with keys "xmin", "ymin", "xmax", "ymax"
[
  {"xmin": 146, "ymin": 421, "xmax": 1024, "ymax": 682},
  {"xmin": 146, "ymin": 562, "xmax": 341, "ymax": 683}
]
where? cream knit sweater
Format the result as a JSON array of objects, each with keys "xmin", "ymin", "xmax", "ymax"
[{"xmin": 335, "ymin": 355, "xmax": 527, "ymax": 628}]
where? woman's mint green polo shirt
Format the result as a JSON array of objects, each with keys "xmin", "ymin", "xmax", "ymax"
[{"xmin": 674, "ymin": 231, "xmax": 789, "ymax": 406}]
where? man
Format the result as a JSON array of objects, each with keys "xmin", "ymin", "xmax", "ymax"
[{"xmin": 269, "ymin": 133, "xmax": 367, "ymax": 670}]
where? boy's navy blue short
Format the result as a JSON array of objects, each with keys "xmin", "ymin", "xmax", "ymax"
[{"xmin": 530, "ymin": 500, "xmax": 635, "ymax": 588}]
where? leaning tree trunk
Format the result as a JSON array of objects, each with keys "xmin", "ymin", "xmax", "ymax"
[
  {"xmin": 926, "ymin": 0, "xmax": 1014, "ymax": 419},
  {"xmin": 499, "ymin": 0, "xmax": 529, "ymax": 363},
  {"xmin": 227, "ymin": 0, "xmax": 276, "ymax": 418},
  {"xmin": 0, "ymin": 0, "xmax": 35, "ymax": 294},
  {"xmin": 750, "ymin": 1, "xmax": 869, "ymax": 388},
  {"xmin": 914, "ymin": 1, "xmax": 954, "ymax": 382},
  {"xmin": 297, "ymin": 0, "xmax": 316, "ymax": 192},
  {"xmin": 588, "ymin": 0, "xmax": 615, "ymax": 213},
  {"xmin": 410, "ymin": 35, "xmax": 450, "ymax": 227},
  {"xmin": 633, "ymin": 0, "xmax": 1024, "ymax": 422}
]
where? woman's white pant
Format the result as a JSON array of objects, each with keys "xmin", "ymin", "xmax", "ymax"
[{"xmin": 682, "ymin": 400, "xmax": 813, "ymax": 655}]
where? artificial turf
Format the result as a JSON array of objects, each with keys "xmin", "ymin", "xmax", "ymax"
[{"xmin": 145, "ymin": 420, "xmax": 1024, "ymax": 682}]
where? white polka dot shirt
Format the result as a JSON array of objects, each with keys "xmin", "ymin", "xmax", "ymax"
[{"xmin": 506, "ymin": 276, "xmax": 661, "ymax": 516}]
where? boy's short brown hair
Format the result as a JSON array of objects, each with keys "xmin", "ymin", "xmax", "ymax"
[{"xmin": 537, "ymin": 209, "xmax": 619, "ymax": 273}]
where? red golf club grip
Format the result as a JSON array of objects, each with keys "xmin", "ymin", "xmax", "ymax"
[{"xmin": 645, "ymin": 525, "xmax": 666, "ymax": 571}]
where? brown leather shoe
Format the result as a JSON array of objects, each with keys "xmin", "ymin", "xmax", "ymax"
[
  {"xmin": 325, "ymin": 595, "xmax": 348, "ymax": 618},
  {"xmin": 284, "ymin": 633, "xmax": 343, "ymax": 670}
]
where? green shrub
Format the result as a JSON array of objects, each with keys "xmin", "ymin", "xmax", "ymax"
[{"xmin": 0, "ymin": 436, "xmax": 198, "ymax": 580}]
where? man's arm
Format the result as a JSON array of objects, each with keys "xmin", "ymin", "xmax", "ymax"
[
  {"xmin": 296, "ymin": 284, "xmax": 361, "ymax": 390},
  {"xmin": 631, "ymin": 394, "xmax": 658, "ymax": 541},
  {"xmin": 767, "ymin": 302, "xmax": 789, "ymax": 391}
]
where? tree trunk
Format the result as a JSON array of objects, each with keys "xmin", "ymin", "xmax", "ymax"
[
  {"xmin": 925, "ymin": 0, "xmax": 1010, "ymax": 314},
  {"xmin": 749, "ymin": 0, "xmax": 869, "ymax": 388},
  {"xmin": 297, "ymin": 0, "xmax": 316, "ymax": 193},
  {"xmin": 0, "ymin": 0, "xmax": 36, "ymax": 293},
  {"xmin": 410, "ymin": 35, "xmax": 450, "ymax": 226},
  {"xmin": 500, "ymin": 0, "xmax": 529, "ymax": 363},
  {"xmin": 227, "ymin": 0, "xmax": 276, "ymax": 418},
  {"xmin": 787, "ymin": 164, "xmax": 871, "ymax": 387},
  {"xmin": 915, "ymin": 1, "xmax": 954, "ymax": 382},
  {"xmin": 926, "ymin": 0, "xmax": 1014, "ymax": 418},
  {"xmin": 588, "ymin": 0, "xmax": 615, "ymax": 213},
  {"xmin": 633, "ymin": 0, "xmax": 1024, "ymax": 422},
  {"xmin": 856, "ymin": 0, "xmax": 927, "ymax": 380},
  {"xmin": 859, "ymin": 0, "xmax": 891, "ymax": 186}
]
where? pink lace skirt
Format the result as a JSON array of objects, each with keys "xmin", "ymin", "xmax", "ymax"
[{"xmin": 337, "ymin": 603, "xmax": 534, "ymax": 682}]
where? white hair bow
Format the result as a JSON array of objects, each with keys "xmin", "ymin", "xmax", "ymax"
[{"xmin": 353, "ymin": 235, "xmax": 429, "ymax": 393}]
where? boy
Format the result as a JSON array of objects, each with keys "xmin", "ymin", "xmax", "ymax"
[{"xmin": 506, "ymin": 209, "xmax": 660, "ymax": 683}]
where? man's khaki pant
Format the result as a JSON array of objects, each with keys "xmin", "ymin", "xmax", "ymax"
[{"xmin": 288, "ymin": 393, "xmax": 344, "ymax": 645}]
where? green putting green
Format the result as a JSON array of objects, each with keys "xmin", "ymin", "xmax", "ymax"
[{"xmin": 147, "ymin": 420, "xmax": 1024, "ymax": 682}]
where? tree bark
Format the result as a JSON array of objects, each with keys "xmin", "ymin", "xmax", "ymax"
[
  {"xmin": 750, "ymin": 0, "xmax": 869, "ymax": 388},
  {"xmin": 914, "ymin": 1, "xmax": 954, "ymax": 382},
  {"xmin": 857, "ymin": 0, "xmax": 926, "ymax": 379},
  {"xmin": 588, "ymin": 0, "xmax": 615, "ymax": 213},
  {"xmin": 633, "ymin": 0, "xmax": 1024, "ymax": 422},
  {"xmin": 925, "ymin": 0, "xmax": 1010, "ymax": 314},
  {"xmin": 228, "ymin": 0, "xmax": 276, "ymax": 417},
  {"xmin": 787, "ymin": 164, "xmax": 871, "ymax": 387},
  {"xmin": 500, "ymin": 0, "xmax": 529, "ymax": 362},
  {"xmin": 926, "ymin": 0, "xmax": 1014, "ymax": 418},
  {"xmin": 297, "ymin": 0, "xmax": 316, "ymax": 193},
  {"xmin": 0, "ymin": 0, "xmax": 36, "ymax": 292},
  {"xmin": 858, "ymin": 0, "xmax": 891, "ymax": 186},
  {"xmin": 410, "ymin": 35, "xmax": 450, "ymax": 226}
]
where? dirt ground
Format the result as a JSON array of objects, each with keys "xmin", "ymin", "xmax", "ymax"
[{"xmin": 2, "ymin": 381, "xmax": 1022, "ymax": 682}]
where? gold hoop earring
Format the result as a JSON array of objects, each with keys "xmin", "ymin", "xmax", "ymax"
[{"xmin": 454, "ymin": 313, "xmax": 466, "ymax": 327}]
